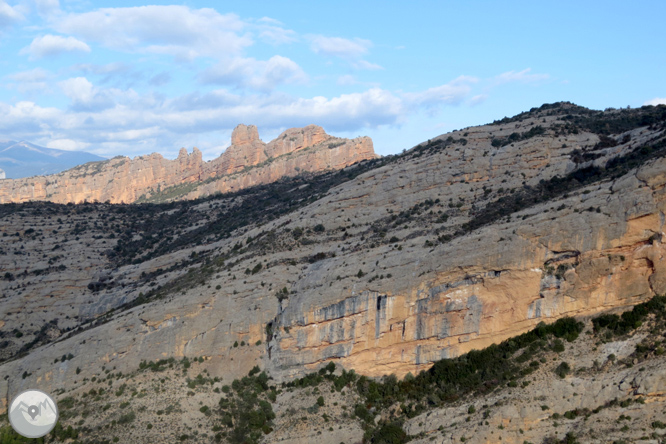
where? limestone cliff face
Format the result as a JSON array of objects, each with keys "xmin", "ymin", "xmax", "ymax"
[
  {"xmin": 0, "ymin": 124, "xmax": 377, "ymax": 204},
  {"xmin": 265, "ymin": 159, "xmax": 666, "ymax": 378},
  {"xmin": 1, "ymin": 104, "xmax": 665, "ymax": 416}
]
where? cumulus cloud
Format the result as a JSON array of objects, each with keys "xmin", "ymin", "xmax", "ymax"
[
  {"xmin": 495, "ymin": 68, "xmax": 549, "ymax": 84},
  {"xmin": 54, "ymin": 6, "xmax": 250, "ymax": 61},
  {"xmin": 20, "ymin": 34, "xmax": 90, "ymax": 59},
  {"xmin": 0, "ymin": 0, "xmax": 23, "ymax": 27},
  {"xmin": 0, "ymin": 82, "xmax": 406, "ymax": 157},
  {"xmin": 199, "ymin": 55, "xmax": 307, "ymax": 91},
  {"xmin": 644, "ymin": 97, "xmax": 666, "ymax": 106},
  {"xmin": 46, "ymin": 138, "xmax": 89, "ymax": 151},
  {"xmin": 58, "ymin": 76, "xmax": 125, "ymax": 111},
  {"xmin": 0, "ymin": 70, "xmax": 482, "ymax": 158}
]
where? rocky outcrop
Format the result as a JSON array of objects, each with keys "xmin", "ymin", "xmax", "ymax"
[
  {"xmin": 1, "ymin": 104, "xmax": 666, "ymax": 417},
  {"xmin": 0, "ymin": 124, "xmax": 377, "ymax": 204}
]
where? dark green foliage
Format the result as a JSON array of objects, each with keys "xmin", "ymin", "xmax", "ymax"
[
  {"xmin": 219, "ymin": 367, "xmax": 276, "ymax": 444},
  {"xmin": 593, "ymin": 296, "xmax": 665, "ymax": 336},
  {"xmin": 555, "ymin": 362, "xmax": 571, "ymax": 379},
  {"xmin": 117, "ymin": 410, "xmax": 136, "ymax": 424},
  {"xmin": 275, "ymin": 286, "xmax": 289, "ymax": 302},
  {"xmin": 367, "ymin": 421, "xmax": 409, "ymax": 443},
  {"xmin": 354, "ymin": 404, "xmax": 374, "ymax": 423},
  {"xmin": 313, "ymin": 224, "xmax": 325, "ymax": 232},
  {"xmin": 552, "ymin": 339, "xmax": 565, "ymax": 353},
  {"xmin": 342, "ymin": 316, "xmax": 584, "ymax": 415},
  {"xmin": 490, "ymin": 125, "xmax": 545, "ymax": 147},
  {"xmin": 0, "ymin": 425, "xmax": 45, "ymax": 443},
  {"xmin": 139, "ymin": 357, "xmax": 175, "ymax": 372}
]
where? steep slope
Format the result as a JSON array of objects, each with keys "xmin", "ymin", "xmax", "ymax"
[
  {"xmin": 0, "ymin": 102, "xmax": 665, "ymax": 430},
  {"xmin": 0, "ymin": 125, "xmax": 376, "ymax": 204},
  {"xmin": 0, "ymin": 140, "xmax": 106, "ymax": 179}
]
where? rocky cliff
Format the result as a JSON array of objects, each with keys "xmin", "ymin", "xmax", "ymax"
[
  {"xmin": 0, "ymin": 124, "xmax": 377, "ymax": 204},
  {"xmin": 1, "ymin": 103, "xmax": 665, "ymax": 442}
]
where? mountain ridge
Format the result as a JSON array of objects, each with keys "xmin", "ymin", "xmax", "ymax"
[
  {"xmin": 1, "ymin": 102, "xmax": 666, "ymax": 443},
  {"xmin": 0, "ymin": 124, "xmax": 377, "ymax": 204}
]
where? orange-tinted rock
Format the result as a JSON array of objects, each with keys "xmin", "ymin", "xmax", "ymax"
[{"xmin": 0, "ymin": 125, "xmax": 377, "ymax": 204}]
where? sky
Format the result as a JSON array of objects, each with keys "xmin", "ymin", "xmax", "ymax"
[{"xmin": 0, "ymin": 0, "xmax": 664, "ymax": 160}]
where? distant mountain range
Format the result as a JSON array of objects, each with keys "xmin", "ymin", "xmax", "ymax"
[{"xmin": 0, "ymin": 140, "xmax": 106, "ymax": 179}]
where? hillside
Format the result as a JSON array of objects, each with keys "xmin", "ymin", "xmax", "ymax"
[
  {"xmin": 0, "ymin": 125, "xmax": 376, "ymax": 204},
  {"xmin": 0, "ymin": 102, "xmax": 666, "ymax": 443}
]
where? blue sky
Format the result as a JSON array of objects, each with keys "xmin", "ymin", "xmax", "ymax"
[{"xmin": 0, "ymin": 0, "xmax": 664, "ymax": 160}]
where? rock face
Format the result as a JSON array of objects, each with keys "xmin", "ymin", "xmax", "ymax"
[
  {"xmin": 1, "ymin": 103, "xmax": 666, "ymax": 419},
  {"xmin": 0, "ymin": 124, "xmax": 377, "ymax": 204}
]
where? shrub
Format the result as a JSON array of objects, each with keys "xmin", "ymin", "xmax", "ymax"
[
  {"xmin": 555, "ymin": 362, "xmax": 571, "ymax": 379},
  {"xmin": 553, "ymin": 339, "xmax": 565, "ymax": 353},
  {"xmin": 117, "ymin": 411, "xmax": 135, "ymax": 424}
]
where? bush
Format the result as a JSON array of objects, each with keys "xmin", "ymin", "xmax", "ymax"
[
  {"xmin": 367, "ymin": 421, "xmax": 408, "ymax": 443},
  {"xmin": 555, "ymin": 362, "xmax": 571, "ymax": 379},
  {"xmin": 117, "ymin": 411, "xmax": 136, "ymax": 424},
  {"xmin": 553, "ymin": 339, "xmax": 565, "ymax": 353}
]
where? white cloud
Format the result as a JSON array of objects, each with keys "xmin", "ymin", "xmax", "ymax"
[
  {"xmin": 253, "ymin": 17, "xmax": 296, "ymax": 45},
  {"xmin": 21, "ymin": 34, "xmax": 90, "ymax": 59},
  {"xmin": 403, "ymin": 76, "xmax": 478, "ymax": 109},
  {"xmin": 495, "ymin": 68, "xmax": 549, "ymax": 84},
  {"xmin": 0, "ymin": 1, "xmax": 23, "ymax": 27},
  {"xmin": 0, "ymin": 84, "xmax": 407, "ymax": 157},
  {"xmin": 310, "ymin": 35, "xmax": 382, "ymax": 71},
  {"xmin": 58, "ymin": 76, "xmax": 130, "ymax": 111},
  {"xmin": 200, "ymin": 55, "xmax": 307, "ymax": 91},
  {"xmin": 5, "ymin": 68, "xmax": 51, "ymax": 93},
  {"xmin": 644, "ymin": 97, "xmax": 666, "ymax": 106},
  {"xmin": 0, "ymin": 72, "xmax": 479, "ymax": 158},
  {"xmin": 352, "ymin": 60, "xmax": 383, "ymax": 70},
  {"xmin": 7, "ymin": 67, "xmax": 49, "ymax": 82},
  {"xmin": 310, "ymin": 35, "xmax": 371, "ymax": 58},
  {"xmin": 73, "ymin": 62, "xmax": 128, "ymax": 75},
  {"xmin": 259, "ymin": 26, "xmax": 297, "ymax": 45},
  {"xmin": 46, "ymin": 138, "xmax": 89, "ymax": 151},
  {"xmin": 54, "ymin": 6, "xmax": 251, "ymax": 61}
]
